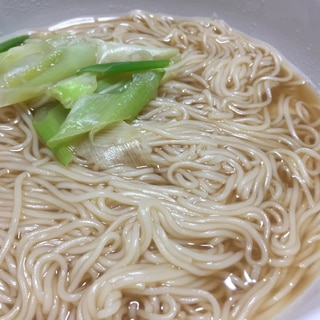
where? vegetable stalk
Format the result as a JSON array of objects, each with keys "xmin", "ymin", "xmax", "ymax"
[
  {"xmin": 0, "ymin": 34, "xmax": 29, "ymax": 53},
  {"xmin": 48, "ymin": 70, "xmax": 164, "ymax": 149},
  {"xmin": 32, "ymin": 102, "xmax": 72, "ymax": 165}
]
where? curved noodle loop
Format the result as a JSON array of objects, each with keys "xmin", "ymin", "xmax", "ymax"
[{"xmin": 0, "ymin": 10, "xmax": 320, "ymax": 320}]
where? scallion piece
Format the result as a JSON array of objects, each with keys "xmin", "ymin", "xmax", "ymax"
[
  {"xmin": 0, "ymin": 34, "xmax": 29, "ymax": 53},
  {"xmin": 47, "ymin": 70, "xmax": 164, "ymax": 150},
  {"xmin": 78, "ymin": 59, "xmax": 171, "ymax": 75},
  {"xmin": 49, "ymin": 73, "xmax": 98, "ymax": 109},
  {"xmin": 33, "ymin": 101, "xmax": 73, "ymax": 165},
  {"xmin": 0, "ymin": 40, "xmax": 97, "ymax": 107}
]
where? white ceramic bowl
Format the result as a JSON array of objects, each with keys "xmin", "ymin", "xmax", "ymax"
[{"xmin": 1, "ymin": 1, "xmax": 319, "ymax": 319}]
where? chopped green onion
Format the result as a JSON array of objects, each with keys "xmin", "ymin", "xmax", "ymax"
[
  {"xmin": 0, "ymin": 34, "xmax": 29, "ymax": 53},
  {"xmin": 0, "ymin": 86, "xmax": 48, "ymax": 108},
  {"xmin": 78, "ymin": 59, "xmax": 171, "ymax": 74},
  {"xmin": 0, "ymin": 40, "xmax": 97, "ymax": 107},
  {"xmin": 50, "ymin": 73, "xmax": 98, "ymax": 109},
  {"xmin": 95, "ymin": 77, "xmax": 129, "ymax": 94},
  {"xmin": 32, "ymin": 101, "xmax": 73, "ymax": 165},
  {"xmin": 48, "ymin": 70, "xmax": 164, "ymax": 150},
  {"xmin": 75, "ymin": 121, "xmax": 152, "ymax": 169},
  {"xmin": 27, "ymin": 43, "xmax": 97, "ymax": 86},
  {"xmin": 0, "ymin": 33, "xmax": 180, "ymax": 108},
  {"xmin": 96, "ymin": 41, "xmax": 180, "ymax": 63},
  {"xmin": 2, "ymin": 49, "xmax": 62, "ymax": 88}
]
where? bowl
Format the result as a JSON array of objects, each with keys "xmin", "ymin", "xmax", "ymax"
[{"xmin": 1, "ymin": 1, "xmax": 319, "ymax": 319}]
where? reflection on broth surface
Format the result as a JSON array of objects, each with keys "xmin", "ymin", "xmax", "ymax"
[{"xmin": 0, "ymin": 10, "xmax": 320, "ymax": 320}]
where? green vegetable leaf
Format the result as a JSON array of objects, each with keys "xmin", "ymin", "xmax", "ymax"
[
  {"xmin": 0, "ymin": 34, "xmax": 29, "ymax": 53},
  {"xmin": 32, "ymin": 101, "xmax": 73, "ymax": 165},
  {"xmin": 0, "ymin": 33, "xmax": 180, "ymax": 108},
  {"xmin": 47, "ymin": 70, "xmax": 163, "ymax": 149},
  {"xmin": 50, "ymin": 73, "xmax": 98, "ymax": 109},
  {"xmin": 78, "ymin": 59, "xmax": 171, "ymax": 74},
  {"xmin": 0, "ymin": 38, "xmax": 97, "ymax": 107},
  {"xmin": 96, "ymin": 41, "xmax": 180, "ymax": 63},
  {"xmin": 25, "ymin": 42, "xmax": 97, "ymax": 87}
]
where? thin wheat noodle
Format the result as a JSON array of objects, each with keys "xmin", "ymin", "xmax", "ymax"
[{"xmin": 0, "ymin": 10, "xmax": 320, "ymax": 320}]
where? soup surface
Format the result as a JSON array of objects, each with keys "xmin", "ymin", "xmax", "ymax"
[{"xmin": 1, "ymin": 10, "xmax": 320, "ymax": 320}]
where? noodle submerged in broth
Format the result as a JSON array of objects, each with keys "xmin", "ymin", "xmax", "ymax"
[{"xmin": 1, "ymin": 10, "xmax": 320, "ymax": 320}]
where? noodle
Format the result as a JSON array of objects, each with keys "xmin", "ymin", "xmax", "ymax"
[{"xmin": 0, "ymin": 10, "xmax": 320, "ymax": 320}]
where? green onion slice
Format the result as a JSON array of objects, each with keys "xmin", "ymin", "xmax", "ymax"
[
  {"xmin": 33, "ymin": 101, "xmax": 73, "ymax": 165},
  {"xmin": 47, "ymin": 70, "xmax": 164, "ymax": 150},
  {"xmin": 78, "ymin": 59, "xmax": 171, "ymax": 74},
  {"xmin": 0, "ymin": 34, "xmax": 29, "ymax": 53}
]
